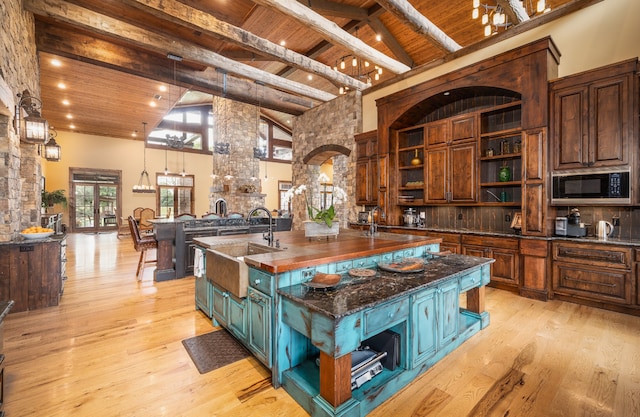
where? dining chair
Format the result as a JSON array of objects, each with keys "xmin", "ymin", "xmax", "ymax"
[
  {"xmin": 133, "ymin": 207, "xmax": 144, "ymax": 221},
  {"xmin": 175, "ymin": 213, "xmax": 196, "ymax": 220},
  {"xmin": 127, "ymin": 216, "xmax": 157, "ymax": 280},
  {"xmin": 201, "ymin": 213, "xmax": 220, "ymax": 219},
  {"xmin": 138, "ymin": 208, "xmax": 155, "ymax": 234},
  {"xmin": 227, "ymin": 212, "xmax": 244, "ymax": 219}
]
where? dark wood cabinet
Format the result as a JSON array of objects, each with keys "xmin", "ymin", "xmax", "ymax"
[
  {"xmin": 462, "ymin": 235, "xmax": 519, "ymax": 291},
  {"xmin": 0, "ymin": 239, "xmax": 64, "ymax": 313},
  {"xmin": 425, "ymin": 142, "xmax": 476, "ymax": 203},
  {"xmin": 550, "ymin": 59, "xmax": 637, "ymax": 171},
  {"xmin": 354, "ymin": 130, "xmax": 378, "ymax": 206},
  {"xmin": 552, "ymin": 241, "xmax": 633, "ymax": 306}
]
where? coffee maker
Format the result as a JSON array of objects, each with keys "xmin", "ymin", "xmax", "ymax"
[
  {"xmin": 555, "ymin": 208, "xmax": 587, "ymax": 237},
  {"xmin": 402, "ymin": 208, "xmax": 418, "ymax": 227}
]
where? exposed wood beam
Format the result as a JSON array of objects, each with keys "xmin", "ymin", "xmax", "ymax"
[
  {"xmin": 252, "ymin": 0, "xmax": 411, "ymax": 74},
  {"xmin": 34, "ymin": 22, "xmax": 312, "ymax": 115},
  {"xmin": 24, "ymin": 0, "xmax": 336, "ymax": 103},
  {"xmin": 498, "ymin": 0, "xmax": 531, "ymax": 24},
  {"xmin": 121, "ymin": 0, "xmax": 368, "ymax": 91},
  {"xmin": 296, "ymin": 0, "xmax": 368, "ymax": 20},
  {"xmin": 367, "ymin": 17, "xmax": 414, "ymax": 68},
  {"xmin": 375, "ymin": 0, "xmax": 461, "ymax": 53}
]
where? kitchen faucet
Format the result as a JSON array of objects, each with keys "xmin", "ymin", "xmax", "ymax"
[
  {"xmin": 369, "ymin": 206, "xmax": 385, "ymax": 236},
  {"xmin": 247, "ymin": 206, "xmax": 274, "ymax": 247}
]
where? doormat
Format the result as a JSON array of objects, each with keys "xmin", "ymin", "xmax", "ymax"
[{"xmin": 182, "ymin": 329, "xmax": 251, "ymax": 374}]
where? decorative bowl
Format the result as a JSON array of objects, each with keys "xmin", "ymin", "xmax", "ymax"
[{"xmin": 20, "ymin": 231, "xmax": 54, "ymax": 240}]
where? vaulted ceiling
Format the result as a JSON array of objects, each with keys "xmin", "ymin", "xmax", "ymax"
[{"xmin": 25, "ymin": 0, "xmax": 592, "ymax": 140}]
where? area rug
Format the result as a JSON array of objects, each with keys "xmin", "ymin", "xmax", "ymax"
[{"xmin": 182, "ymin": 329, "xmax": 251, "ymax": 374}]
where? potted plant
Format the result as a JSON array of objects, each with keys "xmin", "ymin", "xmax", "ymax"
[{"xmin": 41, "ymin": 189, "xmax": 67, "ymax": 212}]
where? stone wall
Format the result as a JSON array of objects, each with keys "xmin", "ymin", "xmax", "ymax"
[
  {"xmin": 290, "ymin": 91, "xmax": 362, "ymax": 230},
  {"xmin": 208, "ymin": 95, "xmax": 265, "ymax": 216},
  {"xmin": 0, "ymin": 3, "xmax": 41, "ymax": 241}
]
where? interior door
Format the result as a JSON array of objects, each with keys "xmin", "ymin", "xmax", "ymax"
[{"xmin": 70, "ymin": 169, "xmax": 121, "ymax": 233}]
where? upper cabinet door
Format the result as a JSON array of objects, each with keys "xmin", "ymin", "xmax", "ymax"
[{"xmin": 551, "ymin": 60, "xmax": 635, "ymax": 171}]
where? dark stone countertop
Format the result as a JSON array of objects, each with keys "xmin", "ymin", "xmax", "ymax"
[
  {"xmin": 0, "ymin": 301, "xmax": 14, "ymax": 321},
  {"xmin": 349, "ymin": 223, "xmax": 640, "ymax": 247},
  {"xmin": 277, "ymin": 254, "xmax": 492, "ymax": 320}
]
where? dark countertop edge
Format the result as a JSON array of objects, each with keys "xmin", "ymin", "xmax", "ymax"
[
  {"xmin": 0, "ymin": 301, "xmax": 14, "ymax": 321},
  {"xmin": 277, "ymin": 256, "xmax": 492, "ymax": 320},
  {"xmin": 348, "ymin": 223, "xmax": 640, "ymax": 247}
]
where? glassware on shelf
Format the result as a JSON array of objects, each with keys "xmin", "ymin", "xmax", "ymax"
[
  {"xmin": 498, "ymin": 164, "xmax": 511, "ymax": 182},
  {"xmin": 513, "ymin": 140, "xmax": 521, "ymax": 153},
  {"xmin": 500, "ymin": 139, "xmax": 510, "ymax": 155}
]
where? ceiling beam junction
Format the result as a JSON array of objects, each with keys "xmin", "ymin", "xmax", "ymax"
[
  {"xmin": 24, "ymin": 0, "xmax": 336, "ymax": 103},
  {"xmin": 252, "ymin": 0, "xmax": 411, "ymax": 74},
  {"xmin": 375, "ymin": 0, "xmax": 462, "ymax": 54}
]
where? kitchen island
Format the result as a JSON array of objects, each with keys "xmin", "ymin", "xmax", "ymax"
[{"xmin": 194, "ymin": 230, "xmax": 492, "ymax": 417}]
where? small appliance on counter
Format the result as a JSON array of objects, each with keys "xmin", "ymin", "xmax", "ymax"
[
  {"xmin": 402, "ymin": 208, "xmax": 419, "ymax": 227},
  {"xmin": 555, "ymin": 208, "xmax": 587, "ymax": 237},
  {"xmin": 358, "ymin": 211, "xmax": 370, "ymax": 224}
]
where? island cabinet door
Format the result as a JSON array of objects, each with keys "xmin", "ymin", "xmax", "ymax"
[
  {"xmin": 228, "ymin": 294, "xmax": 247, "ymax": 340},
  {"xmin": 195, "ymin": 274, "xmax": 213, "ymax": 318},
  {"xmin": 411, "ymin": 287, "xmax": 437, "ymax": 366},
  {"xmin": 212, "ymin": 285, "xmax": 228, "ymax": 327},
  {"xmin": 410, "ymin": 280, "xmax": 460, "ymax": 368},
  {"xmin": 248, "ymin": 288, "xmax": 272, "ymax": 368}
]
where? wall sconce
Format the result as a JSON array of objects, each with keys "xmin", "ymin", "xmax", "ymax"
[
  {"xmin": 15, "ymin": 93, "xmax": 49, "ymax": 144},
  {"xmin": 42, "ymin": 127, "xmax": 61, "ymax": 162}
]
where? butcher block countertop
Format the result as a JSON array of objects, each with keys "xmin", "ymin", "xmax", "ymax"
[{"xmin": 194, "ymin": 229, "xmax": 441, "ymax": 273}]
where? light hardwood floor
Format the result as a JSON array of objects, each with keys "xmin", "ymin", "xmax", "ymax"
[{"xmin": 4, "ymin": 233, "xmax": 640, "ymax": 416}]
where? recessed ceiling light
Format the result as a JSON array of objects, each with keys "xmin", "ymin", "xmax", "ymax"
[
  {"xmin": 132, "ymin": 131, "xmax": 137, "ymax": 137},
  {"xmin": 375, "ymin": 34, "xmax": 382, "ymax": 42},
  {"xmin": 149, "ymin": 101, "xmax": 157, "ymax": 107},
  {"xmin": 307, "ymin": 74, "xmax": 313, "ymax": 80},
  {"xmin": 280, "ymin": 40, "xmax": 286, "ymax": 46},
  {"xmin": 159, "ymin": 85, "xmax": 167, "ymax": 92},
  {"xmin": 66, "ymin": 114, "xmax": 73, "ymax": 119},
  {"xmin": 57, "ymin": 82, "xmax": 66, "ymax": 89},
  {"xmin": 69, "ymin": 124, "xmax": 76, "ymax": 129},
  {"xmin": 51, "ymin": 59, "xmax": 62, "ymax": 67},
  {"xmin": 61, "ymin": 100, "xmax": 70, "ymax": 106}
]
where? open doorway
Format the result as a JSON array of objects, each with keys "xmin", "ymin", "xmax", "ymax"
[{"xmin": 69, "ymin": 168, "xmax": 122, "ymax": 233}]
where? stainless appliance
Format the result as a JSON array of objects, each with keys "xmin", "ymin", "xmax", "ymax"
[
  {"xmin": 552, "ymin": 169, "xmax": 630, "ymax": 205},
  {"xmin": 402, "ymin": 208, "xmax": 418, "ymax": 227},
  {"xmin": 596, "ymin": 220, "xmax": 615, "ymax": 239},
  {"xmin": 358, "ymin": 211, "xmax": 370, "ymax": 224},
  {"xmin": 555, "ymin": 208, "xmax": 587, "ymax": 237}
]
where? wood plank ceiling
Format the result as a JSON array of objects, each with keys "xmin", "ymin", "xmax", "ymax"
[{"xmin": 25, "ymin": 0, "xmax": 587, "ymax": 140}]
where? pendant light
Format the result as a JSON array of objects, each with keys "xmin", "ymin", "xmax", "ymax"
[{"xmin": 133, "ymin": 122, "xmax": 156, "ymax": 193}]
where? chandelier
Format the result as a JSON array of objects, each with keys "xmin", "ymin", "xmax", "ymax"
[
  {"xmin": 472, "ymin": 0, "xmax": 550, "ymax": 37},
  {"xmin": 333, "ymin": 27, "xmax": 383, "ymax": 94}
]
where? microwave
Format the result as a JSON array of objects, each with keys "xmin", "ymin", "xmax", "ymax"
[{"xmin": 551, "ymin": 169, "xmax": 631, "ymax": 205}]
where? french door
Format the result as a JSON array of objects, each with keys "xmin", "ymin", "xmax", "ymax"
[{"xmin": 70, "ymin": 168, "xmax": 122, "ymax": 233}]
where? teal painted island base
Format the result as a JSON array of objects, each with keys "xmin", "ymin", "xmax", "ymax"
[
  {"xmin": 276, "ymin": 256, "xmax": 492, "ymax": 417},
  {"xmin": 193, "ymin": 231, "xmax": 492, "ymax": 417}
]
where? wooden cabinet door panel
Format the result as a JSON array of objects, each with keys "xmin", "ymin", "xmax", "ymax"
[
  {"xmin": 450, "ymin": 115, "xmax": 475, "ymax": 142},
  {"xmin": 449, "ymin": 143, "xmax": 476, "ymax": 202},
  {"xmin": 491, "ymin": 249, "xmax": 520, "ymax": 286},
  {"xmin": 552, "ymin": 86, "xmax": 589, "ymax": 170},
  {"xmin": 589, "ymin": 76, "xmax": 629, "ymax": 167},
  {"xmin": 355, "ymin": 159, "xmax": 370, "ymax": 204},
  {"xmin": 426, "ymin": 121, "xmax": 448, "ymax": 147},
  {"xmin": 553, "ymin": 263, "xmax": 631, "ymax": 305},
  {"xmin": 425, "ymin": 148, "xmax": 447, "ymax": 202}
]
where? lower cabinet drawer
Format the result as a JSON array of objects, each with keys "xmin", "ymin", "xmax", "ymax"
[
  {"xmin": 363, "ymin": 298, "xmax": 409, "ymax": 338},
  {"xmin": 553, "ymin": 262, "xmax": 632, "ymax": 305}
]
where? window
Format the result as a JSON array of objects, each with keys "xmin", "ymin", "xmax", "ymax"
[
  {"xmin": 147, "ymin": 105, "xmax": 212, "ymax": 153},
  {"xmin": 278, "ymin": 181, "xmax": 292, "ymax": 213},
  {"xmin": 256, "ymin": 117, "xmax": 292, "ymax": 162},
  {"xmin": 156, "ymin": 174, "xmax": 195, "ymax": 217}
]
